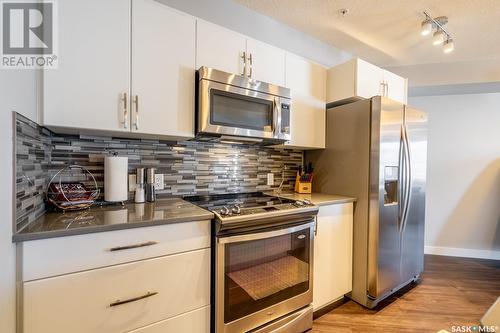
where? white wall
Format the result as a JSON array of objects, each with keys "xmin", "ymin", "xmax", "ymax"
[
  {"xmin": 156, "ymin": 0, "xmax": 351, "ymax": 68},
  {"xmin": 0, "ymin": 70, "xmax": 38, "ymax": 333},
  {"xmin": 410, "ymin": 93, "xmax": 500, "ymax": 260}
]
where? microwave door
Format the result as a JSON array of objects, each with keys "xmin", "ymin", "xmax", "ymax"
[{"xmin": 198, "ymin": 80, "xmax": 277, "ymax": 140}]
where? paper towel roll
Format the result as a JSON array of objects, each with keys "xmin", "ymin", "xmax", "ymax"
[{"xmin": 104, "ymin": 155, "xmax": 128, "ymax": 202}]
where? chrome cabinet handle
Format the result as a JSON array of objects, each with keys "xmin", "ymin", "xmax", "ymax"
[
  {"xmin": 314, "ymin": 216, "xmax": 318, "ymax": 236},
  {"xmin": 386, "ymin": 81, "xmax": 389, "ymax": 97},
  {"xmin": 121, "ymin": 92, "xmax": 128, "ymax": 129},
  {"xmin": 247, "ymin": 53, "xmax": 253, "ymax": 78},
  {"xmin": 109, "ymin": 291, "xmax": 158, "ymax": 307},
  {"xmin": 108, "ymin": 241, "xmax": 158, "ymax": 252},
  {"xmin": 133, "ymin": 95, "xmax": 139, "ymax": 130},
  {"xmin": 241, "ymin": 51, "xmax": 247, "ymax": 76}
]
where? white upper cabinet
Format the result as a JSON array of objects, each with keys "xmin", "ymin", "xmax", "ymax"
[
  {"xmin": 196, "ymin": 20, "xmax": 286, "ymax": 86},
  {"xmin": 43, "ymin": 0, "xmax": 195, "ymax": 139},
  {"xmin": 43, "ymin": 0, "xmax": 131, "ymax": 132},
  {"xmin": 246, "ymin": 39, "xmax": 286, "ymax": 87},
  {"xmin": 132, "ymin": 0, "xmax": 195, "ymax": 138},
  {"xmin": 196, "ymin": 20, "xmax": 246, "ymax": 75},
  {"xmin": 356, "ymin": 58, "xmax": 385, "ymax": 99},
  {"xmin": 382, "ymin": 69, "xmax": 408, "ymax": 106},
  {"xmin": 284, "ymin": 53, "xmax": 326, "ymax": 149},
  {"xmin": 327, "ymin": 58, "xmax": 408, "ymax": 106}
]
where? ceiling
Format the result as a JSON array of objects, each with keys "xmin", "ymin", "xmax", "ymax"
[{"xmin": 233, "ymin": 0, "xmax": 500, "ymax": 86}]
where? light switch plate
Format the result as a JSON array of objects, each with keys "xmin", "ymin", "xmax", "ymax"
[
  {"xmin": 128, "ymin": 174, "xmax": 137, "ymax": 192},
  {"xmin": 267, "ymin": 173, "xmax": 274, "ymax": 186},
  {"xmin": 154, "ymin": 174, "xmax": 164, "ymax": 190}
]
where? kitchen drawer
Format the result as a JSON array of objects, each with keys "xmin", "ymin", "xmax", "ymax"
[
  {"xmin": 22, "ymin": 220, "xmax": 210, "ymax": 281},
  {"xmin": 23, "ymin": 248, "xmax": 210, "ymax": 333},
  {"xmin": 127, "ymin": 306, "xmax": 209, "ymax": 333}
]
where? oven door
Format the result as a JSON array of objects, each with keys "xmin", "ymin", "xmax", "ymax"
[
  {"xmin": 198, "ymin": 79, "xmax": 282, "ymax": 140},
  {"xmin": 215, "ymin": 221, "xmax": 314, "ymax": 333}
]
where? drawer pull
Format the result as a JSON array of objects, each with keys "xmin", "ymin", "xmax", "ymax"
[
  {"xmin": 108, "ymin": 241, "xmax": 158, "ymax": 252},
  {"xmin": 109, "ymin": 291, "xmax": 158, "ymax": 307}
]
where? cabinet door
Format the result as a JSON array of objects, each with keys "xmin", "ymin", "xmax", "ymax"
[
  {"xmin": 383, "ymin": 70, "xmax": 407, "ymax": 104},
  {"xmin": 24, "ymin": 249, "xmax": 210, "ymax": 333},
  {"xmin": 43, "ymin": 0, "xmax": 130, "ymax": 132},
  {"xmin": 196, "ymin": 20, "xmax": 246, "ymax": 75},
  {"xmin": 284, "ymin": 54, "xmax": 326, "ymax": 149},
  {"xmin": 246, "ymin": 38, "xmax": 286, "ymax": 86},
  {"xmin": 355, "ymin": 58, "xmax": 384, "ymax": 99},
  {"xmin": 128, "ymin": 306, "xmax": 209, "ymax": 333},
  {"xmin": 313, "ymin": 203, "xmax": 353, "ymax": 310},
  {"xmin": 132, "ymin": 1, "xmax": 195, "ymax": 138}
]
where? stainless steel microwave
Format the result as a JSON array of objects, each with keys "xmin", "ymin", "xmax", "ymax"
[{"xmin": 196, "ymin": 66, "xmax": 291, "ymax": 144}]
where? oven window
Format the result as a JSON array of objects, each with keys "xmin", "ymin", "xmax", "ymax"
[
  {"xmin": 210, "ymin": 89, "xmax": 273, "ymax": 132},
  {"xmin": 223, "ymin": 229, "xmax": 311, "ymax": 323}
]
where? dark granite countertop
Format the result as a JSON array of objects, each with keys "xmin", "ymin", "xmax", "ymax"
[{"xmin": 13, "ymin": 198, "xmax": 214, "ymax": 242}]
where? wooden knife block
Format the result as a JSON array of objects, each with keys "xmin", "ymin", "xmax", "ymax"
[{"xmin": 294, "ymin": 172, "xmax": 312, "ymax": 194}]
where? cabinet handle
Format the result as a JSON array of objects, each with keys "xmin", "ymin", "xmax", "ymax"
[
  {"xmin": 314, "ymin": 216, "xmax": 318, "ymax": 236},
  {"xmin": 241, "ymin": 51, "xmax": 247, "ymax": 76},
  {"xmin": 108, "ymin": 240, "xmax": 158, "ymax": 252},
  {"xmin": 133, "ymin": 95, "xmax": 139, "ymax": 131},
  {"xmin": 247, "ymin": 53, "xmax": 253, "ymax": 78},
  {"xmin": 385, "ymin": 82, "xmax": 389, "ymax": 97},
  {"xmin": 109, "ymin": 291, "xmax": 158, "ymax": 307},
  {"xmin": 121, "ymin": 92, "xmax": 128, "ymax": 129}
]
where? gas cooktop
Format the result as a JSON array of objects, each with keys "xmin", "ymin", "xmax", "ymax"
[{"xmin": 184, "ymin": 192, "xmax": 317, "ymax": 225}]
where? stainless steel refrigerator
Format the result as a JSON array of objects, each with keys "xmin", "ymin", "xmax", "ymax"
[{"xmin": 306, "ymin": 96, "xmax": 427, "ymax": 308}]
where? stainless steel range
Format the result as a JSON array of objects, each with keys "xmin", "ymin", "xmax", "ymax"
[{"xmin": 184, "ymin": 192, "xmax": 318, "ymax": 333}]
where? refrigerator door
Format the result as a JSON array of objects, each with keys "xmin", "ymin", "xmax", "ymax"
[
  {"xmin": 400, "ymin": 106, "xmax": 427, "ymax": 282},
  {"xmin": 367, "ymin": 97, "xmax": 404, "ymax": 299}
]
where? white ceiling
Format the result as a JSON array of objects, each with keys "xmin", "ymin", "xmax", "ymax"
[{"xmin": 233, "ymin": 0, "xmax": 500, "ymax": 86}]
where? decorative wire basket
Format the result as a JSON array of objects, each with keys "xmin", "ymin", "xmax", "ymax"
[{"xmin": 46, "ymin": 165, "xmax": 100, "ymax": 211}]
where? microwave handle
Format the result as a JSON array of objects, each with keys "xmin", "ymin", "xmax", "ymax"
[{"xmin": 273, "ymin": 97, "xmax": 279, "ymax": 136}]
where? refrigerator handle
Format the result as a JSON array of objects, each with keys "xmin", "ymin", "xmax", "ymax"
[
  {"xmin": 400, "ymin": 122, "xmax": 412, "ymax": 234},
  {"xmin": 398, "ymin": 125, "xmax": 405, "ymax": 231}
]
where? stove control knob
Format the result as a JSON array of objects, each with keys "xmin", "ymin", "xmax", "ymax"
[
  {"xmin": 220, "ymin": 206, "xmax": 230, "ymax": 216},
  {"xmin": 303, "ymin": 199, "xmax": 312, "ymax": 205},
  {"xmin": 231, "ymin": 205, "xmax": 241, "ymax": 215},
  {"xmin": 295, "ymin": 200, "xmax": 304, "ymax": 206}
]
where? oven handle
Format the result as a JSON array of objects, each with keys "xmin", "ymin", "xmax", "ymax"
[{"xmin": 217, "ymin": 221, "xmax": 315, "ymax": 244}]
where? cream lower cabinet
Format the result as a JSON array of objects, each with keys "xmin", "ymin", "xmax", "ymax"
[
  {"xmin": 326, "ymin": 58, "xmax": 408, "ymax": 106},
  {"xmin": 313, "ymin": 203, "xmax": 354, "ymax": 310},
  {"xmin": 20, "ymin": 221, "xmax": 211, "ymax": 333},
  {"xmin": 284, "ymin": 53, "xmax": 326, "ymax": 149}
]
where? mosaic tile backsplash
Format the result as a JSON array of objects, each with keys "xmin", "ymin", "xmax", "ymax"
[{"xmin": 15, "ymin": 113, "xmax": 303, "ymax": 232}]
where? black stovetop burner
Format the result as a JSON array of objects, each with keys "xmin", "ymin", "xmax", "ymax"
[{"xmin": 184, "ymin": 192, "xmax": 295, "ymax": 212}]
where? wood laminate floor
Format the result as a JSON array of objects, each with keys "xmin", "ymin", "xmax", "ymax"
[{"xmin": 312, "ymin": 254, "xmax": 500, "ymax": 333}]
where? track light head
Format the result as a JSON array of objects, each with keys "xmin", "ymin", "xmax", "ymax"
[
  {"xmin": 433, "ymin": 30, "xmax": 445, "ymax": 45},
  {"xmin": 421, "ymin": 19, "xmax": 433, "ymax": 36},
  {"xmin": 443, "ymin": 39, "xmax": 454, "ymax": 53}
]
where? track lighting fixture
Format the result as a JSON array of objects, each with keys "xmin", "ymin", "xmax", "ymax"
[
  {"xmin": 432, "ymin": 30, "xmax": 445, "ymax": 45},
  {"xmin": 420, "ymin": 11, "xmax": 454, "ymax": 53},
  {"xmin": 420, "ymin": 20, "xmax": 432, "ymax": 36},
  {"xmin": 443, "ymin": 39, "xmax": 454, "ymax": 53}
]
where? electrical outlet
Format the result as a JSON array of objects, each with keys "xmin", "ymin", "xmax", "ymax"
[
  {"xmin": 128, "ymin": 174, "xmax": 137, "ymax": 192},
  {"xmin": 267, "ymin": 173, "xmax": 274, "ymax": 186},
  {"xmin": 154, "ymin": 174, "xmax": 164, "ymax": 190}
]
